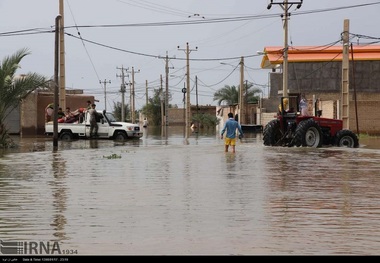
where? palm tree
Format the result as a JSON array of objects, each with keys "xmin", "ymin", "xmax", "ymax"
[
  {"xmin": 213, "ymin": 83, "xmax": 262, "ymax": 106},
  {"xmin": 0, "ymin": 48, "xmax": 49, "ymax": 148},
  {"xmin": 213, "ymin": 85, "xmax": 239, "ymax": 106}
]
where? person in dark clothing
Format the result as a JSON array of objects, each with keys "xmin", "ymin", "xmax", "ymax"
[
  {"xmin": 57, "ymin": 107, "xmax": 65, "ymax": 119},
  {"xmin": 86, "ymin": 100, "xmax": 92, "ymax": 110}
]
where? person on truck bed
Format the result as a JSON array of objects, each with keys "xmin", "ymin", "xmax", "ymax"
[
  {"xmin": 64, "ymin": 107, "xmax": 77, "ymax": 123},
  {"xmin": 57, "ymin": 107, "xmax": 65, "ymax": 119},
  {"xmin": 86, "ymin": 100, "xmax": 92, "ymax": 110},
  {"xmin": 45, "ymin": 103, "xmax": 54, "ymax": 122},
  {"xmin": 89, "ymin": 104, "xmax": 99, "ymax": 138}
]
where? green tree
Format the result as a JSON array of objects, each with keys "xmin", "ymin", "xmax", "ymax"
[
  {"xmin": 113, "ymin": 101, "xmax": 130, "ymax": 122},
  {"xmin": 0, "ymin": 49, "xmax": 49, "ymax": 148},
  {"xmin": 213, "ymin": 83, "xmax": 262, "ymax": 105},
  {"xmin": 192, "ymin": 113, "xmax": 220, "ymax": 130},
  {"xmin": 140, "ymin": 88, "xmax": 163, "ymax": 126}
]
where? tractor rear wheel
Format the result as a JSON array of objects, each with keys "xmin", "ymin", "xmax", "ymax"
[
  {"xmin": 263, "ymin": 119, "xmax": 282, "ymax": 146},
  {"xmin": 293, "ymin": 119, "xmax": 323, "ymax": 147},
  {"xmin": 335, "ymin": 130, "xmax": 359, "ymax": 148}
]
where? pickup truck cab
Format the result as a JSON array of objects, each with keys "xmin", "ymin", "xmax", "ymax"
[{"xmin": 45, "ymin": 110, "xmax": 143, "ymax": 141}]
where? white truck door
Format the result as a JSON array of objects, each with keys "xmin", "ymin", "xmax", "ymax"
[{"xmin": 97, "ymin": 113, "xmax": 110, "ymax": 138}]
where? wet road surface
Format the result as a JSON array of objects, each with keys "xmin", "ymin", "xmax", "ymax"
[{"xmin": 0, "ymin": 128, "xmax": 380, "ymax": 255}]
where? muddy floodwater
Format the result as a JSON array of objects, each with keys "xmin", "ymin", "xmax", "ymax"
[{"xmin": 0, "ymin": 127, "xmax": 380, "ymax": 255}]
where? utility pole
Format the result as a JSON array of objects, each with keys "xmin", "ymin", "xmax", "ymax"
[
  {"xmin": 116, "ymin": 66, "xmax": 128, "ymax": 121},
  {"xmin": 195, "ymin": 75, "xmax": 199, "ymax": 129},
  {"xmin": 59, "ymin": 0, "xmax": 66, "ymax": 110},
  {"xmin": 129, "ymin": 81, "xmax": 132, "ymax": 122},
  {"xmin": 145, "ymin": 80, "xmax": 148, "ymax": 106},
  {"xmin": 178, "ymin": 43, "xmax": 197, "ymax": 139},
  {"xmin": 341, "ymin": 19, "xmax": 350, "ymax": 129},
  {"xmin": 159, "ymin": 52, "xmax": 175, "ymax": 126},
  {"xmin": 53, "ymin": 14, "xmax": 62, "ymax": 149},
  {"xmin": 127, "ymin": 67, "xmax": 140, "ymax": 123},
  {"xmin": 99, "ymin": 79, "xmax": 111, "ymax": 111},
  {"xmin": 267, "ymin": 0, "xmax": 303, "ymax": 96},
  {"xmin": 195, "ymin": 75, "xmax": 199, "ymax": 115},
  {"xmin": 182, "ymin": 82, "xmax": 186, "ymax": 136},
  {"xmin": 160, "ymin": 74, "xmax": 164, "ymax": 126},
  {"xmin": 239, "ymin": 57, "xmax": 245, "ymax": 124}
]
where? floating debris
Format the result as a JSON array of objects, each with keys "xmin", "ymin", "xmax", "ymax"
[{"xmin": 103, "ymin": 153, "xmax": 122, "ymax": 159}]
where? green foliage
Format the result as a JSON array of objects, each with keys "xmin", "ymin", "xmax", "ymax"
[
  {"xmin": 103, "ymin": 153, "xmax": 122, "ymax": 159},
  {"xmin": 113, "ymin": 101, "xmax": 130, "ymax": 122},
  {"xmin": 213, "ymin": 83, "xmax": 262, "ymax": 106},
  {"xmin": 0, "ymin": 48, "xmax": 49, "ymax": 148},
  {"xmin": 213, "ymin": 85, "xmax": 239, "ymax": 106},
  {"xmin": 140, "ymin": 88, "xmax": 172, "ymax": 126},
  {"xmin": 192, "ymin": 113, "xmax": 220, "ymax": 129}
]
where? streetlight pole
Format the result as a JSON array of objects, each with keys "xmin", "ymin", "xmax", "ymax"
[{"xmin": 267, "ymin": 0, "xmax": 303, "ymax": 97}]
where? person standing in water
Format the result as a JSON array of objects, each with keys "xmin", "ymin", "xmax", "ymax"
[{"xmin": 220, "ymin": 112, "xmax": 244, "ymax": 153}]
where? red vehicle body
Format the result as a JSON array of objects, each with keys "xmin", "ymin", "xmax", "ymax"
[{"xmin": 263, "ymin": 96, "xmax": 359, "ymax": 148}]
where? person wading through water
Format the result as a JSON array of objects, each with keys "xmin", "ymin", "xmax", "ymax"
[{"xmin": 220, "ymin": 112, "xmax": 244, "ymax": 153}]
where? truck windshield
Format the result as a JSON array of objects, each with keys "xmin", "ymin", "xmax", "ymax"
[{"xmin": 104, "ymin": 112, "xmax": 117, "ymax": 122}]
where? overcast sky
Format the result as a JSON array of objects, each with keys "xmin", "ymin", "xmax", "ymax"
[{"xmin": 1, "ymin": 0, "xmax": 379, "ymax": 111}]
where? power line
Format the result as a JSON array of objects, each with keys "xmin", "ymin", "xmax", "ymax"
[{"xmin": 3, "ymin": 2, "xmax": 379, "ymax": 38}]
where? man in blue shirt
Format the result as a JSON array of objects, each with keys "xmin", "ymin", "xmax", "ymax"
[{"xmin": 220, "ymin": 112, "xmax": 244, "ymax": 153}]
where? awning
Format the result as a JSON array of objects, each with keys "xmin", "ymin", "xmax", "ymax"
[{"xmin": 260, "ymin": 45, "xmax": 380, "ymax": 69}]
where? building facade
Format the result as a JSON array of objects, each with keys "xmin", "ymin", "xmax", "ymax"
[
  {"xmin": 5, "ymin": 90, "xmax": 95, "ymax": 136},
  {"xmin": 260, "ymin": 45, "xmax": 380, "ymax": 135}
]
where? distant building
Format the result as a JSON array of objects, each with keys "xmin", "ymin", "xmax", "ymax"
[{"xmin": 5, "ymin": 89, "xmax": 95, "ymax": 136}]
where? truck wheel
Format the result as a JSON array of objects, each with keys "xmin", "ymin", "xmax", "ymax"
[
  {"xmin": 263, "ymin": 119, "xmax": 281, "ymax": 146},
  {"xmin": 114, "ymin": 131, "xmax": 127, "ymax": 141},
  {"xmin": 60, "ymin": 132, "xmax": 73, "ymax": 141},
  {"xmin": 293, "ymin": 119, "xmax": 323, "ymax": 147},
  {"xmin": 335, "ymin": 130, "xmax": 359, "ymax": 148}
]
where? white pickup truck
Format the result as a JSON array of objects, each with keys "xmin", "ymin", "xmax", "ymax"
[{"xmin": 45, "ymin": 110, "xmax": 143, "ymax": 141}]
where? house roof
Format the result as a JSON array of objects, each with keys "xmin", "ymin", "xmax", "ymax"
[{"xmin": 260, "ymin": 45, "xmax": 380, "ymax": 69}]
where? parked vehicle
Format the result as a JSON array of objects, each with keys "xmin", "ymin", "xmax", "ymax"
[
  {"xmin": 263, "ymin": 96, "xmax": 359, "ymax": 148},
  {"xmin": 45, "ymin": 110, "xmax": 142, "ymax": 141}
]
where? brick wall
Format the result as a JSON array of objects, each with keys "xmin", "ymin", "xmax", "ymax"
[
  {"xmin": 21, "ymin": 91, "xmax": 95, "ymax": 135},
  {"xmin": 168, "ymin": 106, "xmax": 216, "ymax": 125}
]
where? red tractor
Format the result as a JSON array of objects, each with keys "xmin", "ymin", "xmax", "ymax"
[{"xmin": 263, "ymin": 96, "xmax": 359, "ymax": 148}]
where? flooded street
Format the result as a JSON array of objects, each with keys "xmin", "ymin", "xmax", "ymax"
[{"xmin": 1, "ymin": 127, "xmax": 380, "ymax": 255}]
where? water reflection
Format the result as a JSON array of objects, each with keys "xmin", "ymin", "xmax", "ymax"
[
  {"xmin": 50, "ymin": 151, "xmax": 68, "ymax": 240},
  {"xmin": 0, "ymin": 130, "xmax": 380, "ymax": 255}
]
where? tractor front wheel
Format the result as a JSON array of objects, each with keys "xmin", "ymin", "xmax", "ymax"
[{"xmin": 335, "ymin": 130, "xmax": 359, "ymax": 148}]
